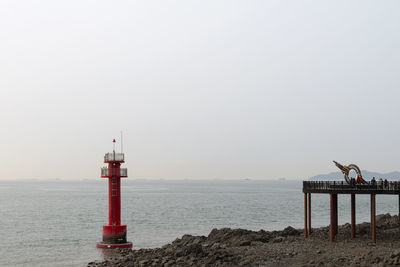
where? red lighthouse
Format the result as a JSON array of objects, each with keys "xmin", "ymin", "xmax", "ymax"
[{"xmin": 97, "ymin": 139, "xmax": 132, "ymax": 249}]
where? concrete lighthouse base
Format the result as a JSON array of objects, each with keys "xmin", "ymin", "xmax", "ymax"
[
  {"xmin": 96, "ymin": 242, "xmax": 132, "ymax": 249},
  {"xmin": 97, "ymin": 224, "xmax": 132, "ymax": 249}
]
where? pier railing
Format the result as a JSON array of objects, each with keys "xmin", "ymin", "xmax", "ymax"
[{"xmin": 303, "ymin": 180, "xmax": 400, "ymax": 192}]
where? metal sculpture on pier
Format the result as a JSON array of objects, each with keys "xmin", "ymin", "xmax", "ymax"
[{"xmin": 333, "ymin": 161, "xmax": 367, "ymax": 184}]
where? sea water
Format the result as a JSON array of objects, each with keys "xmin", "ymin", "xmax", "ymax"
[{"xmin": 0, "ymin": 179, "xmax": 398, "ymax": 266}]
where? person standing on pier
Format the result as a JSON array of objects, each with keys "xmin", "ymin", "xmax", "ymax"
[{"xmin": 378, "ymin": 178, "xmax": 383, "ymax": 189}]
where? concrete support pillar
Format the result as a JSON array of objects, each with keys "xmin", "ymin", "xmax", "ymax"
[
  {"xmin": 308, "ymin": 193, "xmax": 311, "ymax": 235},
  {"xmin": 371, "ymin": 194, "xmax": 376, "ymax": 243},
  {"xmin": 304, "ymin": 193, "xmax": 308, "ymax": 238},
  {"xmin": 351, "ymin": 194, "xmax": 356, "ymax": 239},
  {"xmin": 398, "ymin": 194, "xmax": 400, "ymax": 233},
  {"xmin": 330, "ymin": 193, "xmax": 338, "ymax": 242}
]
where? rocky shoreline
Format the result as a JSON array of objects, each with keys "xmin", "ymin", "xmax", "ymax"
[{"xmin": 89, "ymin": 213, "xmax": 400, "ymax": 266}]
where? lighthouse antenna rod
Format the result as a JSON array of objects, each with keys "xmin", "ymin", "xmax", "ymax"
[
  {"xmin": 113, "ymin": 139, "xmax": 116, "ymax": 160},
  {"xmin": 121, "ymin": 131, "xmax": 123, "ymax": 154}
]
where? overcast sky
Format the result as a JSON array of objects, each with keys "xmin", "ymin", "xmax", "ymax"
[{"xmin": 1, "ymin": 1, "xmax": 399, "ymax": 180}]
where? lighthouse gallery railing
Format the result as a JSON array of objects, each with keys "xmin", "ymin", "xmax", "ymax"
[
  {"xmin": 104, "ymin": 153, "xmax": 124, "ymax": 162},
  {"xmin": 101, "ymin": 167, "xmax": 128, "ymax": 177}
]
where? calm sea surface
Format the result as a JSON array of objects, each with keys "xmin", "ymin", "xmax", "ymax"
[{"xmin": 0, "ymin": 179, "xmax": 398, "ymax": 266}]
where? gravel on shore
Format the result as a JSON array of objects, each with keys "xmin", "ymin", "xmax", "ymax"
[{"xmin": 88, "ymin": 213, "xmax": 400, "ymax": 266}]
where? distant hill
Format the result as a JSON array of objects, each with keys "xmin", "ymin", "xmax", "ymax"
[{"xmin": 309, "ymin": 170, "xmax": 400, "ymax": 181}]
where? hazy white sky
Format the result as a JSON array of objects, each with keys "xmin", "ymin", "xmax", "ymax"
[{"xmin": 1, "ymin": 1, "xmax": 399, "ymax": 180}]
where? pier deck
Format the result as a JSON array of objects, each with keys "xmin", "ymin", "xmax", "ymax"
[
  {"xmin": 303, "ymin": 181, "xmax": 400, "ymax": 194},
  {"xmin": 302, "ymin": 180, "xmax": 400, "ymax": 243}
]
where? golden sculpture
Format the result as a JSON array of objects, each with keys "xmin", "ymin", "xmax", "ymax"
[{"xmin": 333, "ymin": 161, "xmax": 367, "ymax": 184}]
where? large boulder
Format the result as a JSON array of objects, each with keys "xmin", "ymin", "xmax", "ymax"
[{"xmin": 281, "ymin": 226, "xmax": 300, "ymax": 236}]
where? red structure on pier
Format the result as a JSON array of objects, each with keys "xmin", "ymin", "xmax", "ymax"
[{"xmin": 97, "ymin": 140, "xmax": 132, "ymax": 249}]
